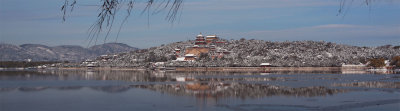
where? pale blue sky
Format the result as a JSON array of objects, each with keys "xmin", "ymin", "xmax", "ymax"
[{"xmin": 1, "ymin": 0, "xmax": 399, "ymax": 48}]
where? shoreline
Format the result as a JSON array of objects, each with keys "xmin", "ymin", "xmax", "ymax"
[
  {"xmin": 1, "ymin": 67, "xmax": 397, "ymax": 74},
  {"xmin": 0, "ymin": 66, "xmax": 389, "ymax": 72},
  {"xmin": 174, "ymin": 67, "xmax": 342, "ymax": 72},
  {"xmin": 44, "ymin": 66, "xmax": 343, "ymax": 72}
]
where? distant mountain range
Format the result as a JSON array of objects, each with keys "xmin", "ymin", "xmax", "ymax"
[{"xmin": 0, "ymin": 43, "xmax": 138, "ymax": 62}]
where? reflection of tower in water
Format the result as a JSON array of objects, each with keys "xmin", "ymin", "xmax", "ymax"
[{"xmin": 196, "ymin": 90, "xmax": 218, "ymax": 111}]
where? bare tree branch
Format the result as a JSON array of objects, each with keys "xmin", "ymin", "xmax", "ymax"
[
  {"xmin": 61, "ymin": 0, "xmax": 184, "ymax": 46},
  {"xmin": 337, "ymin": 0, "xmax": 393, "ymax": 17}
]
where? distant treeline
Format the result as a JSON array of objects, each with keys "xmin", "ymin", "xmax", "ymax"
[{"xmin": 0, "ymin": 61, "xmax": 62, "ymax": 68}]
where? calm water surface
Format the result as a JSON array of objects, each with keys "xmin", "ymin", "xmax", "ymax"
[{"xmin": 0, "ymin": 70, "xmax": 399, "ymax": 111}]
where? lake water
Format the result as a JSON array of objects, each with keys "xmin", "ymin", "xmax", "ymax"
[{"xmin": 0, "ymin": 70, "xmax": 399, "ymax": 111}]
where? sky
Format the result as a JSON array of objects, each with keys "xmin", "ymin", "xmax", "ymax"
[{"xmin": 0, "ymin": 0, "xmax": 399, "ymax": 48}]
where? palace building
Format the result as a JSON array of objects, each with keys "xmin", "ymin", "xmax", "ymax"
[
  {"xmin": 175, "ymin": 33, "xmax": 230, "ymax": 62},
  {"xmin": 205, "ymin": 35, "xmax": 219, "ymax": 44},
  {"xmin": 195, "ymin": 33, "xmax": 206, "ymax": 45}
]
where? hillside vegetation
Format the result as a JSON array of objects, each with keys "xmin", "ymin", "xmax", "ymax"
[{"xmin": 97, "ymin": 39, "xmax": 400, "ymax": 67}]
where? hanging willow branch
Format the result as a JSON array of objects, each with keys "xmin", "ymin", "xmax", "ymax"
[
  {"xmin": 337, "ymin": 0, "xmax": 393, "ymax": 16},
  {"xmin": 61, "ymin": 0, "xmax": 184, "ymax": 46}
]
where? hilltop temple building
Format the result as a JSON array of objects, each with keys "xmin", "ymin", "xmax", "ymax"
[
  {"xmin": 175, "ymin": 33, "xmax": 230, "ymax": 61},
  {"xmin": 195, "ymin": 33, "xmax": 206, "ymax": 45}
]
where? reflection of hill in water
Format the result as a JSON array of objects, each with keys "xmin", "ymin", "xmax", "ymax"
[
  {"xmin": 4, "ymin": 81, "xmax": 398, "ymax": 96},
  {"xmin": 1, "ymin": 70, "xmax": 399, "ymax": 98},
  {"xmin": 1, "ymin": 70, "xmax": 294, "ymax": 82},
  {"xmin": 0, "ymin": 83, "xmax": 347, "ymax": 98},
  {"xmin": 2, "ymin": 70, "xmax": 398, "ymax": 82},
  {"xmin": 90, "ymin": 86, "xmax": 131, "ymax": 93},
  {"xmin": 132, "ymin": 83, "xmax": 347, "ymax": 98},
  {"xmin": 56, "ymin": 86, "xmax": 83, "ymax": 91},
  {"xmin": 18, "ymin": 87, "xmax": 48, "ymax": 92}
]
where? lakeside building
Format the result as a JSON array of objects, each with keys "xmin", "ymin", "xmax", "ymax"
[
  {"xmin": 260, "ymin": 63, "xmax": 271, "ymax": 67},
  {"xmin": 184, "ymin": 54, "xmax": 196, "ymax": 61},
  {"xmin": 82, "ymin": 59, "xmax": 98, "ymax": 68},
  {"xmin": 97, "ymin": 54, "xmax": 118, "ymax": 61},
  {"xmin": 341, "ymin": 63, "xmax": 367, "ymax": 71},
  {"xmin": 341, "ymin": 63, "xmax": 367, "ymax": 68},
  {"xmin": 175, "ymin": 57, "xmax": 185, "ymax": 61},
  {"xmin": 341, "ymin": 60, "xmax": 396, "ymax": 72}
]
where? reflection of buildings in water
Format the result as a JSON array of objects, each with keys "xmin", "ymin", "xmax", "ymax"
[
  {"xmin": 341, "ymin": 69, "xmax": 398, "ymax": 74},
  {"xmin": 367, "ymin": 70, "xmax": 397, "ymax": 74},
  {"xmin": 151, "ymin": 71, "xmax": 166, "ymax": 78},
  {"xmin": 341, "ymin": 70, "xmax": 368, "ymax": 74},
  {"xmin": 332, "ymin": 82, "xmax": 400, "ymax": 89},
  {"xmin": 86, "ymin": 70, "xmax": 94, "ymax": 75}
]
